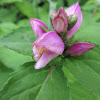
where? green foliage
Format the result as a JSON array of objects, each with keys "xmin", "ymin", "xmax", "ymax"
[
  {"xmin": 17, "ymin": 19, "xmax": 30, "ymax": 27},
  {"xmin": 0, "ymin": 47, "xmax": 32, "ymax": 70},
  {"xmin": 0, "ymin": 62, "xmax": 13, "ymax": 89},
  {"xmin": 63, "ymin": 67, "xmax": 97, "ymax": 100},
  {"xmin": 0, "ymin": 7, "xmax": 18, "ymax": 23},
  {"xmin": 0, "ymin": 0, "xmax": 22, "ymax": 5},
  {"xmin": 82, "ymin": 1, "xmax": 95, "ymax": 11},
  {"xmin": 67, "ymin": 0, "xmax": 78, "ymax": 6},
  {"xmin": 38, "ymin": 7, "xmax": 49, "ymax": 25},
  {"xmin": 67, "ymin": 0, "xmax": 88, "ymax": 6},
  {"xmin": 93, "ymin": 12, "xmax": 100, "ymax": 21},
  {"xmin": 0, "ymin": 22, "xmax": 18, "ymax": 39},
  {"xmin": 55, "ymin": 0, "xmax": 64, "ymax": 11},
  {"xmin": 63, "ymin": 46, "xmax": 100, "ymax": 96},
  {"xmin": 0, "ymin": 62, "xmax": 70, "ymax": 100},
  {"xmin": 15, "ymin": 0, "xmax": 36, "ymax": 18},
  {"xmin": 0, "ymin": 27, "xmax": 37, "ymax": 56}
]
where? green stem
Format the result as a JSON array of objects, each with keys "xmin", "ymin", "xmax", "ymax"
[
  {"xmin": 93, "ymin": 1, "xmax": 98, "ymax": 16},
  {"xmin": 48, "ymin": 0, "xmax": 57, "ymax": 29}
]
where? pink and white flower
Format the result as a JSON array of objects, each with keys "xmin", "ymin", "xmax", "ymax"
[
  {"xmin": 51, "ymin": 2, "xmax": 82, "ymax": 40},
  {"xmin": 30, "ymin": 2, "xmax": 95, "ymax": 69},
  {"xmin": 30, "ymin": 19, "xmax": 64, "ymax": 69}
]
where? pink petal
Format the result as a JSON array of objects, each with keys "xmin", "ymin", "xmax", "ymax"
[
  {"xmin": 30, "ymin": 18, "xmax": 49, "ymax": 37},
  {"xmin": 34, "ymin": 54, "xmax": 41, "ymax": 61},
  {"xmin": 52, "ymin": 7, "xmax": 68, "ymax": 33},
  {"xmin": 65, "ymin": 2, "xmax": 83, "ymax": 39},
  {"xmin": 34, "ymin": 51, "xmax": 58, "ymax": 69},
  {"xmin": 67, "ymin": 42, "xmax": 95, "ymax": 56},
  {"xmin": 33, "ymin": 46, "xmax": 38, "ymax": 55},
  {"xmin": 33, "ymin": 46, "xmax": 41, "ymax": 61},
  {"xmin": 53, "ymin": 17, "xmax": 65, "ymax": 33},
  {"xmin": 34, "ymin": 31, "xmax": 64, "ymax": 55}
]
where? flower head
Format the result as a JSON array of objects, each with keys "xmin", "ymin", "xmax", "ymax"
[
  {"xmin": 52, "ymin": 7, "xmax": 68, "ymax": 33},
  {"xmin": 31, "ymin": 31, "xmax": 64, "ymax": 69},
  {"xmin": 30, "ymin": 2, "xmax": 95, "ymax": 69}
]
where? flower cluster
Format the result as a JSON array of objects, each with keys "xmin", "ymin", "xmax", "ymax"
[{"xmin": 30, "ymin": 2, "xmax": 94, "ymax": 69}]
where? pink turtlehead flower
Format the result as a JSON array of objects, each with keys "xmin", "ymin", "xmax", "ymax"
[
  {"xmin": 30, "ymin": 19, "xmax": 64, "ymax": 69},
  {"xmin": 65, "ymin": 2, "xmax": 83, "ymax": 40},
  {"xmin": 67, "ymin": 42, "xmax": 95, "ymax": 56},
  {"xmin": 30, "ymin": 3, "xmax": 94, "ymax": 69},
  {"xmin": 30, "ymin": 18, "xmax": 49, "ymax": 37},
  {"xmin": 52, "ymin": 7, "xmax": 68, "ymax": 33},
  {"xmin": 31, "ymin": 31, "xmax": 64, "ymax": 69}
]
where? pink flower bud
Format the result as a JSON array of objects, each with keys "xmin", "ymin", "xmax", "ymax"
[
  {"xmin": 52, "ymin": 7, "xmax": 68, "ymax": 33},
  {"xmin": 68, "ymin": 14, "xmax": 78, "ymax": 30},
  {"xmin": 31, "ymin": 31, "xmax": 64, "ymax": 69},
  {"xmin": 30, "ymin": 18, "xmax": 49, "ymax": 37},
  {"xmin": 50, "ymin": 10, "xmax": 56, "ymax": 20},
  {"xmin": 65, "ymin": 2, "xmax": 82, "ymax": 40},
  {"xmin": 67, "ymin": 42, "xmax": 95, "ymax": 56}
]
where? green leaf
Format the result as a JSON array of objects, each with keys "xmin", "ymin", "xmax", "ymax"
[
  {"xmin": 0, "ymin": 8, "xmax": 18, "ymax": 23},
  {"xmin": 67, "ymin": 0, "xmax": 88, "ymax": 6},
  {"xmin": 56, "ymin": 0, "xmax": 64, "ymax": 11},
  {"xmin": 63, "ymin": 46, "xmax": 100, "ymax": 96},
  {"xmin": 97, "ymin": 95, "xmax": 100, "ymax": 100},
  {"xmin": 67, "ymin": 0, "xmax": 78, "ymax": 6},
  {"xmin": 0, "ymin": 62, "xmax": 70, "ymax": 100},
  {"xmin": 0, "ymin": 27, "xmax": 37, "ymax": 56},
  {"xmin": 0, "ymin": 47, "xmax": 32, "ymax": 70},
  {"xmin": 0, "ymin": 62, "xmax": 13, "ymax": 89},
  {"xmin": 93, "ymin": 12, "xmax": 100, "ymax": 22},
  {"xmin": 62, "ymin": 67, "xmax": 97, "ymax": 100},
  {"xmin": 15, "ymin": 0, "xmax": 36, "ymax": 18},
  {"xmin": 38, "ymin": 7, "xmax": 49, "ymax": 25},
  {"xmin": 0, "ymin": 0, "xmax": 22, "ymax": 5},
  {"xmin": 79, "ymin": 0, "xmax": 88, "ymax": 6},
  {"xmin": 69, "ymin": 81, "xmax": 97, "ymax": 100},
  {"xmin": 38, "ymin": 2, "xmax": 49, "ymax": 25},
  {"xmin": 82, "ymin": 0, "xmax": 95, "ymax": 11},
  {"xmin": 17, "ymin": 19, "xmax": 30, "ymax": 27},
  {"xmin": 41, "ymin": 26, "xmax": 49, "ymax": 32},
  {"xmin": 0, "ymin": 22, "xmax": 18, "ymax": 39}
]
